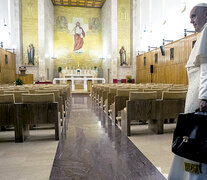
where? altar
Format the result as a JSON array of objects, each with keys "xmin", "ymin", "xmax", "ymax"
[
  {"xmin": 66, "ymin": 74, "xmax": 93, "ymax": 90},
  {"xmin": 60, "ymin": 67, "xmax": 97, "ymax": 78},
  {"xmin": 55, "ymin": 67, "xmax": 105, "ymax": 91}
]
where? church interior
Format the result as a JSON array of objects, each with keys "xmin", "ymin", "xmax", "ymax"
[{"xmin": 0, "ymin": 0, "xmax": 204, "ymax": 179}]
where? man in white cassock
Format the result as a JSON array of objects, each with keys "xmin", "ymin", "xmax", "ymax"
[{"xmin": 168, "ymin": 3, "xmax": 207, "ymax": 180}]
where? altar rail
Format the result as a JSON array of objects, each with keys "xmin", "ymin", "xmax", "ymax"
[{"xmin": 53, "ymin": 78, "xmax": 105, "ymax": 91}]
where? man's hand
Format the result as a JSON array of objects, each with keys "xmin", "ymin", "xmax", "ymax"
[{"xmin": 200, "ymin": 100, "xmax": 207, "ymax": 112}]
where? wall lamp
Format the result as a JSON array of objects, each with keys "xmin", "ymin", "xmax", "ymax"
[
  {"xmin": 163, "ymin": 39, "xmax": 173, "ymax": 45},
  {"xmin": 160, "ymin": 46, "xmax": 165, "ymax": 56},
  {"xmin": 148, "ymin": 46, "xmax": 157, "ymax": 52},
  {"xmin": 5, "ymin": 48, "xmax": 15, "ymax": 53},
  {"xmin": 184, "ymin": 29, "xmax": 195, "ymax": 37},
  {"xmin": 137, "ymin": 50, "xmax": 146, "ymax": 55}
]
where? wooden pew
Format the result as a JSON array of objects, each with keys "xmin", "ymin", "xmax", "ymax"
[
  {"xmin": 114, "ymin": 88, "xmax": 145, "ymax": 125},
  {"xmin": 148, "ymin": 91, "xmax": 186, "ymax": 131},
  {"xmin": 96, "ymin": 85, "xmax": 104, "ymax": 105},
  {"xmin": 110, "ymin": 89, "xmax": 130, "ymax": 124},
  {"xmin": 104, "ymin": 87, "xmax": 117, "ymax": 115},
  {"xmin": 0, "ymin": 94, "xmax": 16, "ymax": 133},
  {"xmin": 91, "ymin": 85, "xmax": 99, "ymax": 100},
  {"xmin": 161, "ymin": 91, "xmax": 186, "ymax": 122},
  {"xmin": 35, "ymin": 90, "xmax": 64, "ymax": 125},
  {"xmin": 121, "ymin": 92, "xmax": 160, "ymax": 136},
  {"xmin": 4, "ymin": 91, "xmax": 29, "ymax": 103},
  {"xmin": 169, "ymin": 88, "xmax": 188, "ymax": 91},
  {"xmin": 93, "ymin": 85, "xmax": 99, "ymax": 103},
  {"xmin": 91, "ymin": 86, "xmax": 96, "ymax": 99},
  {"xmin": 121, "ymin": 91, "xmax": 187, "ymax": 136},
  {"xmin": 97, "ymin": 85, "xmax": 106, "ymax": 106},
  {"xmin": 15, "ymin": 93, "xmax": 61, "ymax": 142},
  {"xmin": 144, "ymin": 88, "xmax": 163, "ymax": 99},
  {"xmin": 44, "ymin": 85, "xmax": 71, "ymax": 114},
  {"xmin": 173, "ymin": 84, "xmax": 186, "ymax": 88},
  {"xmin": 101, "ymin": 86, "xmax": 109, "ymax": 108}
]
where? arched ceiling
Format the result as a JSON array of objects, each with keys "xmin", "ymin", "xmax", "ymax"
[{"xmin": 51, "ymin": 0, "xmax": 106, "ymax": 8}]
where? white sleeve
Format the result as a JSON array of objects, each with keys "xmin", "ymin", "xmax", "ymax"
[{"xmin": 199, "ymin": 61, "xmax": 207, "ymax": 100}]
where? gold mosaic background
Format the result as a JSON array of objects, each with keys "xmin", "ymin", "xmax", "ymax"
[
  {"xmin": 22, "ymin": 0, "xmax": 39, "ymax": 66},
  {"xmin": 54, "ymin": 6, "xmax": 102, "ymax": 70},
  {"xmin": 117, "ymin": 0, "xmax": 130, "ymax": 66}
]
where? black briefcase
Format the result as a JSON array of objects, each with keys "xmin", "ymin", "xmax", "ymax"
[{"xmin": 172, "ymin": 112, "xmax": 207, "ymax": 164}]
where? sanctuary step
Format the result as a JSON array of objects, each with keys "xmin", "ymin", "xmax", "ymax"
[
  {"xmin": 72, "ymin": 89, "xmax": 91, "ymax": 94},
  {"xmin": 50, "ymin": 94, "xmax": 166, "ymax": 180}
]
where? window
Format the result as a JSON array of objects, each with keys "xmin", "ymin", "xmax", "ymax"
[
  {"xmin": 155, "ymin": 53, "xmax": 158, "ymax": 64},
  {"xmin": 144, "ymin": 57, "xmax": 146, "ymax": 66},
  {"xmin": 170, "ymin": 48, "xmax": 174, "ymax": 60},
  {"xmin": 5, "ymin": 55, "xmax": 8, "ymax": 64}
]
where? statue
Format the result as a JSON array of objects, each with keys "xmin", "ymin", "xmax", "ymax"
[
  {"xmin": 119, "ymin": 46, "xmax": 127, "ymax": 66},
  {"xmin": 27, "ymin": 44, "xmax": 35, "ymax": 65}
]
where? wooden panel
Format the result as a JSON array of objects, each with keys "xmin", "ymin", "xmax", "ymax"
[
  {"xmin": 67, "ymin": 80, "xmax": 72, "ymax": 86},
  {"xmin": 0, "ymin": 104, "xmax": 15, "ymax": 126},
  {"xmin": 16, "ymin": 74, "xmax": 34, "ymax": 84},
  {"xmin": 87, "ymin": 80, "xmax": 92, "ymax": 92},
  {"xmin": 15, "ymin": 103, "xmax": 60, "ymax": 142},
  {"xmin": 136, "ymin": 33, "xmax": 198, "ymax": 85},
  {"xmin": 0, "ymin": 48, "xmax": 16, "ymax": 84},
  {"xmin": 75, "ymin": 84, "xmax": 84, "ymax": 89}
]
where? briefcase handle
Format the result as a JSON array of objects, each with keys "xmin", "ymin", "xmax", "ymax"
[{"xmin": 195, "ymin": 111, "xmax": 207, "ymax": 116}]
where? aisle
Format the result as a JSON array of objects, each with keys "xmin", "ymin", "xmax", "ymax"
[{"xmin": 50, "ymin": 94, "xmax": 166, "ymax": 180}]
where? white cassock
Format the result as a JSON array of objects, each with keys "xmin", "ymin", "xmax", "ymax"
[{"xmin": 168, "ymin": 22, "xmax": 207, "ymax": 180}]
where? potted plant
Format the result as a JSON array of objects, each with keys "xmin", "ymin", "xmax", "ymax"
[
  {"xmin": 58, "ymin": 67, "xmax": 62, "ymax": 73},
  {"xmin": 127, "ymin": 77, "xmax": 132, "ymax": 83},
  {"xmin": 16, "ymin": 78, "xmax": 23, "ymax": 85}
]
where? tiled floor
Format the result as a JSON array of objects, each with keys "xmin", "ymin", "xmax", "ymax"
[
  {"xmin": 50, "ymin": 94, "xmax": 166, "ymax": 179},
  {"xmin": 129, "ymin": 124, "xmax": 176, "ymax": 178},
  {"xmin": 0, "ymin": 94, "xmax": 175, "ymax": 179},
  {"xmin": 0, "ymin": 129, "xmax": 58, "ymax": 180}
]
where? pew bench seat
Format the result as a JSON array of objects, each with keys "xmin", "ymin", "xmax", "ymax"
[
  {"xmin": 15, "ymin": 94, "xmax": 61, "ymax": 142},
  {"xmin": 121, "ymin": 91, "xmax": 186, "ymax": 136}
]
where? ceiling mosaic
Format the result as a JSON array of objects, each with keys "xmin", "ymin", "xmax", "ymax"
[{"xmin": 51, "ymin": 0, "xmax": 106, "ymax": 8}]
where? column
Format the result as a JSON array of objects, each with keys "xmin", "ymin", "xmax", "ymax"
[
  {"xmin": 12, "ymin": 0, "xmax": 23, "ymax": 73},
  {"xmin": 131, "ymin": 0, "xmax": 141, "ymax": 81}
]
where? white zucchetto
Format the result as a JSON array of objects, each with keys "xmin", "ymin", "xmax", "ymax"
[{"xmin": 195, "ymin": 3, "xmax": 207, "ymax": 7}]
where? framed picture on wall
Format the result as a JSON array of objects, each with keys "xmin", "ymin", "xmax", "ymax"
[{"xmin": 5, "ymin": 55, "xmax": 8, "ymax": 64}]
